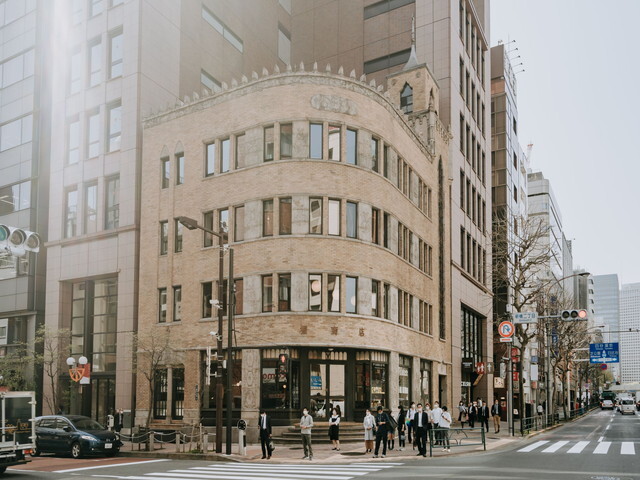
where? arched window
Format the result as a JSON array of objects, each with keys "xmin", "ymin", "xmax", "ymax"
[{"xmin": 401, "ymin": 83, "xmax": 413, "ymax": 113}]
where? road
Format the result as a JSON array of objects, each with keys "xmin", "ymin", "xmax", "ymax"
[{"xmin": 7, "ymin": 409, "xmax": 639, "ymax": 480}]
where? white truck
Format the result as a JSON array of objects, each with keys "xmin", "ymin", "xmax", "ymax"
[{"xmin": 0, "ymin": 391, "xmax": 36, "ymax": 474}]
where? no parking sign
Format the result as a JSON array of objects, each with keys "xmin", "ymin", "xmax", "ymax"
[{"xmin": 499, "ymin": 321, "xmax": 514, "ymax": 342}]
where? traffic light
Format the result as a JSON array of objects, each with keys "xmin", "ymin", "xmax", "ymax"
[
  {"xmin": 560, "ymin": 309, "xmax": 588, "ymax": 321},
  {"xmin": 0, "ymin": 224, "xmax": 40, "ymax": 257},
  {"xmin": 278, "ymin": 353, "xmax": 288, "ymax": 375}
]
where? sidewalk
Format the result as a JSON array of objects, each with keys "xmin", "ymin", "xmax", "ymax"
[{"xmin": 119, "ymin": 420, "xmax": 521, "ymax": 464}]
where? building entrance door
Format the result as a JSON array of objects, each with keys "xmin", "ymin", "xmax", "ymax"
[{"xmin": 309, "ymin": 363, "xmax": 345, "ymax": 419}]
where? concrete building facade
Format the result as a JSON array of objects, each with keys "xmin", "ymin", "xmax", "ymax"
[{"xmin": 137, "ymin": 62, "xmax": 451, "ymax": 432}]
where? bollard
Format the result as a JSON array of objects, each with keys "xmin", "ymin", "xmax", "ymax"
[
  {"xmin": 238, "ymin": 429, "xmax": 246, "ymax": 456},
  {"xmin": 175, "ymin": 432, "xmax": 181, "ymax": 453},
  {"xmin": 203, "ymin": 433, "xmax": 209, "ymax": 453}
]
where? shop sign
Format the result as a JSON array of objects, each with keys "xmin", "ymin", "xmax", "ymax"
[
  {"xmin": 310, "ymin": 375, "xmax": 322, "ymax": 389},
  {"xmin": 262, "ymin": 368, "xmax": 276, "ymax": 384},
  {"xmin": 461, "ymin": 381, "xmax": 471, "ymax": 387}
]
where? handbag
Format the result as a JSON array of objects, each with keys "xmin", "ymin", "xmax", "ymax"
[
  {"xmin": 387, "ymin": 414, "xmax": 398, "ymax": 430},
  {"xmin": 268, "ymin": 439, "xmax": 275, "ymax": 452},
  {"xmin": 399, "ymin": 432, "xmax": 405, "ymax": 441}
]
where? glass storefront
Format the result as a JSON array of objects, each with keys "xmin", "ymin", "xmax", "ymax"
[{"xmin": 398, "ymin": 355, "xmax": 411, "ymax": 407}]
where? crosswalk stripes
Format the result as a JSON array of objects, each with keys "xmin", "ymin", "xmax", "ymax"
[
  {"xmin": 517, "ymin": 440, "xmax": 638, "ymax": 456},
  {"xmin": 90, "ymin": 462, "xmax": 404, "ymax": 480}
]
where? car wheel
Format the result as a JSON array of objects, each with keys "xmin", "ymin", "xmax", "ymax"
[
  {"xmin": 70, "ymin": 442, "xmax": 82, "ymax": 459},
  {"xmin": 106, "ymin": 448, "xmax": 120, "ymax": 457}
]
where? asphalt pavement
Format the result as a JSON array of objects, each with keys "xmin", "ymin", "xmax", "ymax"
[{"xmin": 7, "ymin": 409, "xmax": 639, "ymax": 480}]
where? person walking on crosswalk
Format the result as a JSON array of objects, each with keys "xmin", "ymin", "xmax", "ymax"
[
  {"xmin": 300, "ymin": 407, "xmax": 314, "ymax": 460},
  {"xmin": 373, "ymin": 406, "xmax": 390, "ymax": 458}
]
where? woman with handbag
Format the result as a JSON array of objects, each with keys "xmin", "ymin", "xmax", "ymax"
[
  {"xmin": 329, "ymin": 408, "xmax": 341, "ymax": 451},
  {"xmin": 363, "ymin": 409, "xmax": 375, "ymax": 453},
  {"xmin": 396, "ymin": 405, "xmax": 407, "ymax": 451}
]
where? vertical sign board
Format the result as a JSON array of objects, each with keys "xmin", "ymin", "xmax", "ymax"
[{"xmin": 589, "ymin": 343, "xmax": 619, "ymax": 364}]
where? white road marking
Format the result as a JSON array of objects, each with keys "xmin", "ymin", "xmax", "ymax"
[
  {"xmin": 517, "ymin": 440, "xmax": 549, "ymax": 452},
  {"xmin": 541, "ymin": 441, "xmax": 569, "ymax": 453},
  {"xmin": 567, "ymin": 441, "xmax": 590, "ymax": 453},
  {"xmin": 621, "ymin": 442, "xmax": 635, "ymax": 455},
  {"xmin": 598, "ymin": 436, "xmax": 604, "ymax": 442},
  {"xmin": 605, "ymin": 424, "xmax": 610, "ymax": 430},
  {"xmin": 159, "ymin": 471, "xmax": 354, "ymax": 480},
  {"xmin": 54, "ymin": 459, "xmax": 170, "ymax": 473},
  {"xmin": 593, "ymin": 442, "xmax": 611, "ymax": 454}
]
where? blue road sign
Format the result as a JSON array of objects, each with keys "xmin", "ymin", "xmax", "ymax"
[{"xmin": 589, "ymin": 342, "xmax": 619, "ymax": 363}]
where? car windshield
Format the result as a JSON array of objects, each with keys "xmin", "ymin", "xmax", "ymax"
[
  {"xmin": 622, "ymin": 400, "xmax": 633, "ymax": 405},
  {"xmin": 71, "ymin": 418, "xmax": 105, "ymax": 431}
]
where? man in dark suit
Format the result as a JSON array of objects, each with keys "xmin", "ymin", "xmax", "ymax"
[
  {"xmin": 411, "ymin": 403, "xmax": 430, "ymax": 457},
  {"xmin": 258, "ymin": 410, "xmax": 272, "ymax": 459},
  {"xmin": 478, "ymin": 399, "xmax": 490, "ymax": 433}
]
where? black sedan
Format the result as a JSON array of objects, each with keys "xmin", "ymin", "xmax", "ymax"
[{"xmin": 33, "ymin": 415, "xmax": 122, "ymax": 458}]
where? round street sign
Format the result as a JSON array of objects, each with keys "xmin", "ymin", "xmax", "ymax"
[
  {"xmin": 600, "ymin": 363, "xmax": 607, "ymax": 370},
  {"xmin": 499, "ymin": 321, "xmax": 515, "ymax": 338}
]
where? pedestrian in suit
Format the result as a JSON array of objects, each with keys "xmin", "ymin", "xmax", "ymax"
[
  {"xmin": 258, "ymin": 410, "xmax": 273, "ymax": 459},
  {"xmin": 478, "ymin": 400, "xmax": 490, "ymax": 433},
  {"xmin": 411, "ymin": 403, "xmax": 430, "ymax": 457},
  {"xmin": 468, "ymin": 401, "xmax": 478, "ymax": 428},
  {"xmin": 300, "ymin": 408, "xmax": 314, "ymax": 460},
  {"xmin": 115, "ymin": 408, "xmax": 124, "ymax": 433},
  {"xmin": 491, "ymin": 399, "xmax": 502, "ymax": 433},
  {"xmin": 373, "ymin": 406, "xmax": 389, "ymax": 458}
]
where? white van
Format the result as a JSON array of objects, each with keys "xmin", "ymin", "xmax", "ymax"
[{"xmin": 620, "ymin": 398, "xmax": 636, "ymax": 415}]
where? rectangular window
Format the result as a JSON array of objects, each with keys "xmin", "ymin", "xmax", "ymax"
[
  {"xmin": 234, "ymin": 278, "xmax": 244, "ymax": 315},
  {"xmin": 171, "ymin": 368, "xmax": 185, "ymax": 420},
  {"xmin": 262, "ymin": 200, "xmax": 273, "ymax": 236},
  {"xmin": 279, "ymin": 197, "xmax": 292, "ymax": 235},
  {"xmin": 90, "ymin": 0, "xmax": 103, "ymax": 17},
  {"xmin": 65, "ymin": 187, "xmax": 78, "ymax": 238},
  {"xmin": 398, "ymin": 290, "xmax": 404, "ymax": 325},
  {"xmin": 176, "ymin": 153, "xmax": 184, "ymax": 185},
  {"xmin": 205, "ymin": 142, "xmax": 215, "ymax": 176},
  {"xmin": 88, "ymin": 38, "xmax": 102, "ymax": 87},
  {"xmin": 87, "ymin": 110, "xmax": 100, "ymax": 158},
  {"xmin": 459, "ymin": 114, "xmax": 465, "ymax": 152},
  {"xmin": 383, "ymin": 212, "xmax": 389, "ymax": 248},
  {"xmin": 218, "ymin": 208, "xmax": 229, "ymax": 235},
  {"xmin": 235, "ymin": 133, "xmax": 246, "ymax": 169},
  {"xmin": 309, "ymin": 197, "xmax": 322, "ymax": 234},
  {"xmin": 160, "ymin": 221, "xmax": 168, "ymax": 255},
  {"xmin": 309, "ymin": 274, "xmax": 322, "ymax": 311},
  {"xmin": 153, "ymin": 369, "xmax": 167, "ymax": 419},
  {"xmin": 328, "ymin": 199, "xmax": 340, "ymax": 236},
  {"xmin": 201, "ymin": 69, "xmax": 220, "ymax": 91},
  {"xmin": 84, "ymin": 182, "xmax": 98, "ymax": 234},
  {"xmin": 383, "ymin": 283, "xmax": 390, "ymax": 319},
  {"xmin": 328, "ymin": 125, "xmax": 340, "ymax": 161},
  {"xmin": 160, "ymin": 158, "xmax": 170, "ymax": 188},
  {"xmin": 70, "ymin": 49, "xmax": 82, "ymax": 93},
  {"xmin": 262, "ymin": 275, "xmax": 273, "ymax": 312},
  {"xmin": 278, "ymin": 25, "xmax": 291, "ymax": 64},
  {"xmin": 173, "ymin": 286, "xmax": 182, "ymax": 321},
  {"xmin": 371, "ymin": 208, "xmax": 380, "ymax": 245},
  {"xmin": 221, "ymin": 138, "xmax": 230, "ymax": 172},
  {"xmin": 264, "ymin": 127, "xmax": 274, "ymax": 161},
  {"xmin": 174, "ymin": 219, "xmax": 183, "ymax": 253},
  {"xmin": 346, "ymin": 276, "xmax": 357, "ymax": 314},
  {"xmin": 202, "ymin": 282, "xmax": 212, "ymax": 318},
  {"xmin": 460, "ymin": 227, "xmax": 465, "ymax": 269},
  {"xmin": 203, "ymin": 211, "xmax": 214, "ymax": 247},
  {"xmin": 158, "ymin": 288, "xmax": 167, "ymax": 323},
  {"xmin": 280, "ymin": 123, "xmax": 292, "ymax": 158},
  {"xmin": 103, "ymin": 176, "xmax": 119, "ymax": 230},
  {"xmin": 346, "ymin": 128, "xmax": 357, "ymax": 165},
  {"xmin": 371, "ymin": 280, "xmax": 379, "ymax": 317},
  {"xmin": 278, "ymin": 273, "xmax": 291, "ymax": 311},
  {"xmin": 383, "ymin": 145, "xmax": 389, "ymax": 178},
  {"xmin": 234, "ymin": 205, "xmax": 244, "ymax": 242},
  {"xmin": 371, "ymin": 137, "xmax": 379, "ymax": 172},
  {"xmin": 328, "ymin": 274, "xmax": 340, "ymax": 312},
  {"xmin": 107, "ymin": 101, "xmax": 122, "ymax": 152},
  {"xmin": 109, "ymin": 29, "xmax": 123, "ymax": 79},
  {"xmin": 201, "ymin": 5, "xmax": 243, "ymax": 52},
  {"xmin": 68, "ymin": 118, "xmax": 80, "ymax": 164},
  {"xmin": 310, "ymin": 123, "xmax": 323, "ymax": 159},
  {"xmin": 346, "ymin": 201, "xmax": 358, "ymax": 239}
]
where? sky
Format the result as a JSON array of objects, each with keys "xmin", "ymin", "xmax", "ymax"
[{"xmin": 490, "ymin": 0, "xmax": 640, "ymax": 286}]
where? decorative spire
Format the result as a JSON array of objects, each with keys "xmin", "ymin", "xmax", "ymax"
[{"xmin": 403, "ymin": 15, "xmax": 419, "ymax": 71}]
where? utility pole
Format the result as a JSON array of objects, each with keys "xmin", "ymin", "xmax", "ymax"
[{"xmin": 225, "ymin": 248, "xmax": 234, "ymax": 455}]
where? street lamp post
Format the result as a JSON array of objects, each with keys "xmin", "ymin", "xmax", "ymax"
[
  {"xmin": 177, "ymin": 216, "xmax": 231, "ymax": 454},
  {"xmin": 67, "ymin": 355, "xmax": 90, "ymax": 416}
]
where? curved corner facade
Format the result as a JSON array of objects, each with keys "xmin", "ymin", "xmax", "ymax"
[{"xmin": 137, "ymin": 67, "xmax": 450, "ymax": 429}]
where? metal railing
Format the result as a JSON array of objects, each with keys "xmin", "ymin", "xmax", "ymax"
[
  {"xmin": 428, "ymin": 427, "xmax": 485, "ymax": 456},
  {"xmin": 516, "ymin": 404, "xmax": 598, "ymax": 435}
]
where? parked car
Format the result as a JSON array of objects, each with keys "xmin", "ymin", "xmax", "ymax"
[
  {"xmin": 619, "ymin": 399, "xmax": 636, "ymax": 415},
  {"xmin": 601, "ymin": 400, "xmax": 614, "ymax": 410},
  {"xmin": 33, "ymin": 415, "xmax": 122, "ymax": 459}
]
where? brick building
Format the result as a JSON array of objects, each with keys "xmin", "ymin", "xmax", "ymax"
[{"xmin": 137, "ymin": 59, "xmax": 451, "ymax": 435}]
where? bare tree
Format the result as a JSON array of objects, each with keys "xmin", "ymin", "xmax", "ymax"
[
  {"xmin": 34, "ymin": 326, "xmax": 71, "ymax": 414},
  {"xmin": 134, "ymin": 327, "xmax": 174, "ymax": 429},
  {"xmin": 493, "ymin": 213, "xmax": 554, "ymax": 419}
]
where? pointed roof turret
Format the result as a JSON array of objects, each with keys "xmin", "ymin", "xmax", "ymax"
[{"xmin": 403, "ymin": 15, "xmax": 419, "ymax": 71}]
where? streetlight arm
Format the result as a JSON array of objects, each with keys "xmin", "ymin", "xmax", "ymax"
[{"xmin": 177, "ymin": 216, "xmax": 228, "ymax": 241}]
